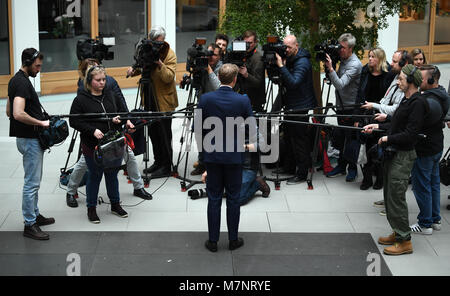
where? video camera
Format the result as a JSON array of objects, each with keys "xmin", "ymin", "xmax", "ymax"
[
  {"xmin": 262, "ymin": 36, "xmax": 287, "ymax": 84},
  {"xmin": 314, "ymin": 39, "xmax": 342, "ymax": 75},
  {"xmin": 133, "ymin": 38, "xmax": 165, "ymax": 69},
  {"xmin": 76, "ymin": 38, "xmax": 114, "ymax": 62},
  {"xmin": 186, "ymin": 38, "xmax": 212, "ymax": 73},
  {"xmin": 223, "ymin": 38, "xmax": 250, "ymax": 67}
]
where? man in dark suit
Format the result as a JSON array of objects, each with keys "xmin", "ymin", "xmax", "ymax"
[{"xmin": 195, "ymin": 63, "xmax": 255, "ymax": 252}]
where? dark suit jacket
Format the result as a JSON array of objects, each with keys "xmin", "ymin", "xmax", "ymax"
[{"xmin": 196, "ymin": 86, "xmax": 254, "ymax": 164}]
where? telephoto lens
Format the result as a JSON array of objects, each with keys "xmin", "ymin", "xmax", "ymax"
[{"xmin": 188, "ymin": 188, "xmax": 208, "ymax": 200}]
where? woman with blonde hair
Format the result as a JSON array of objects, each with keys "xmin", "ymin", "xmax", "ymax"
[{"xmin": 355, "ymin": 47, "xmax": 393, "ymax": 190}]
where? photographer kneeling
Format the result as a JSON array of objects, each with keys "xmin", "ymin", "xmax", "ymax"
[
  {"xmin": 70, "ymin": 66, "xmax": 131, "ymax": 223},
  {"xmin": 363, "ymin": 65, "xmax": 425, "ymax": 255}
]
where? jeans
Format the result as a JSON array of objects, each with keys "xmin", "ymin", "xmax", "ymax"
[
  {"xmin": 67, "ymin": 147, "xmax": 144, "ymax": 195},
  {"xmin": 238, "ymin": 169, "xmax": 261, "ymax": 205},
  {"xmin": 411, "ymin": 151, "xmax": 442, "ymax": 228},
  {"xmin": 84, "ymin": 153, "xmax": 120, "ymax": 208},
  {"xmin": 16, "ymin": 138, "xmax": 44, "ymax": 226}
]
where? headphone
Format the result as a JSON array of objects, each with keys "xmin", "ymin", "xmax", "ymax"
[
  {"xmin": 406, "ymin": 66, "xmax": 419, "ymax": 85},
  {"xmin": 427, "ymin": 66, "xmax": 439, "ymax": 85},
  {"xmin": 398, "ymin": 50, "xmax": 409, "ymax": 67},
  {"xmin": 24, "ymin": 50, "xmax": 40, "ymax": 67},
  {"xmin": 85, "ymin": 65, "xmax": 103, "ymax": 85}
]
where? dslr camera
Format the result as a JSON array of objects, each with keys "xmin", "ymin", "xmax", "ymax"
[
  {"xmin": 77, "ymin": 38, "xmax": 114, "ymax": 62},
  {"xmin": 132, "ymin": 38, "xmax": 165, "ymax": 69},
  {"xmin": 262, "ymin": 36, "xmax": 287, "ymax": 84},
  {"xmin": 223, "ymin": 38, "xmax": 250, "ymax": 67}
]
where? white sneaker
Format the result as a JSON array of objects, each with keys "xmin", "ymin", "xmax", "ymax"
[
  {"xmin": 410, "ymin": 223, "xmax": 433, "ymax": 235},
  {"xmin": 432, "ymin": 221, "xmax": 442, "ymax": 231}
]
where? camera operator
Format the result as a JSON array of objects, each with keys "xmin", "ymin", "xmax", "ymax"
[
  {"xmin": 325, "ymin": 33, "xmax": 363, "ymax": 182},
  {"xmin": 363, "ymin": 64, "xmax": 425, "ymax": 255},
  {"xmin": 70, "ymin": 66, "xmax": 131, "ymax": 224},
  {"xmin": 191, "ymin": 43, "xmax": 224, "ymax": 176},
  {"xmin": 215, "ymin": 33, "xmax": 229, "ymax": 58},
  {"xmin": 7, "ymin": 48, "xmax": 54, "ymax": 240},
  {"xmin": 65, "ymin": 58, "xmax": 152, "ymax": 208},
  {"xmin": 273, "ymin": 35, "xmax": 317, "ymax": 184},
  {"xmin": 236, "ymin": 30, "xmax": 266, "ymax": 112},
  {"xmin": 127, "ymin": 26, "xmax": 178, "ymax": 178},
  {"xmin": 409, "ymin": 65, "xmax": 449, "ymax": 235}
]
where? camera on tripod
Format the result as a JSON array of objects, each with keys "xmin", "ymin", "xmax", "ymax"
[
  {"xmin": 77, "ymin": 38, "xmax": 114, "ymax": 62},
  {"xmin": 223, "ymin": 38, "xmax": 249, "ymax": 67},
  {"xmin": 132, "ymin": 38, "xmax": 165, "ymax": 69},
  {"xmin": 314, "ymin": 39, "xmax": 342, "ymax": 75},
  {"xmin": 183, "ymin": 38, "xmax": 212, "ymax": 90},
  {"xmin": 262, "ymin": 36, "xmax": 287, "ymax": 84}
]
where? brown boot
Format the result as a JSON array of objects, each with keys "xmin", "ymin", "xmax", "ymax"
[
  {"xmin": 383, "ymin": 240, "xmax": 413, "ymax": 255},
  {"xmin": 378, "ymin": 232, "xmax": 396, "ymax": 245}
]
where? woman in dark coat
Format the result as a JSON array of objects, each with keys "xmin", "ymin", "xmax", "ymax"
[{"xmin": 70, "ymin": 66, "xmax": 131, "ymax": 223}]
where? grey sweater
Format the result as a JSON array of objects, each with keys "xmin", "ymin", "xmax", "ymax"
[
  {"xmin": 372, "ymin": 74, "xmax": 404, "ymax": 116},
  {"xmin": 329, "ymin": 53, "xmax": 362, "ymax": 109}
]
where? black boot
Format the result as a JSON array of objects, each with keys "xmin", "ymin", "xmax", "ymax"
[
  {"xmin": 373, "ymin": 165, "xmax": 383, "ymax": 190},
  {"xmin": 360, "ymin": 166, "xmax": 373, "ymax": 190},
  {"xmin": 23, "ymin": 224, "xmax": 49, "ymax": 240}
]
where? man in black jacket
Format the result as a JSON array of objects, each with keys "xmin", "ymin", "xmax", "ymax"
[
  {"xmin": 363, "ymin": 64, "xmax": 425, "ymax": 255},
  {"xmin": 236, "ymin": 30, "xmax": 266, "ymax": 112},
  {"xmin": 409, "ymin": 65, "xmax": 449, "ymax": 235}
]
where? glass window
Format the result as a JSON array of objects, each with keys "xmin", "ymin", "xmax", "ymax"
[
  {"xmin": 0, "ymin": 0, "xmax": 10, "ymax": 75},
  {"xmin": 38, "ymin": 0, "xmax": 91, "ymax": 72},
  {"xmin": 98, "ymin": 0, "xmax": 146, "ymax": 68},
  {"xmin": 176, "ymin": 0, "xmax": 219, "ymax": 62},
  {"xmin": 398, "ymin": 1, "xmax": 431, "ymax": 47},
  {"xmin": 434, "ymin": 0, "xmax": 450, "ymax": 45}
]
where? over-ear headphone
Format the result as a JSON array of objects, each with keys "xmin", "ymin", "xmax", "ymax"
[
  {"xmin": 427, "ymin": 66, "xmax": 439, "ymax": 85},
  {"xmin": 85, "ymin": 66, "xmax": 97, "ymax": 85},
  {"xmin": 399, "ymin": 50, "xmax": 408, "ymax": 67},
  {"xmin": 407, "ymin": 66, "xmax": 418, "ymax": 85},
  {"xmin": 24, "ymin": 50, "xmax": 40, "ymax": 67}
]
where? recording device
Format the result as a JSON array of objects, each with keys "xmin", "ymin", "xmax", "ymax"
[
  {"xmin": 183, "ymin": 38, "xmax": 212, "ymax": 90},
  {"xmin": 314, "ymin": 39, "xmax": 342, "ymax": 76},
  {"xmin": 262, "ymin": 36, "xmax": 287, "ymax": 84},
  {"xmin": 368, "ymin": 143, "xmax": 397, "ymax": 164},
  {"xmin": 76, "ymin": 38, "xmax": 114, "ymax": 62},
  {"xmin": 186, "ymin": 38, "xmax": 212, "ymax": 72},
  {"xmin": 223, "ymin": 38, "xmax": 250, "ymax": 67},
  {"xmin": 188, "ymin": 188, "xmax": 208, "ymax": 199},
  {"xmin": 38, "ymin": 116, "xmax": 69, "ymax": 151},
  {"xmin": 132, "ymin": 38, "xmax": 165, "ymax": 70}
]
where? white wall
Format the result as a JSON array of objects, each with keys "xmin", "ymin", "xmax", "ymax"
[
  {"xmin": 151, "ymin": 0, "xmax": 176, "ymax": 55},
  {"xmin": 378, "ymin": 14, "xmax": 400, "ymax": 63},
  {"xmin": 11, "ymin": 0, "xmax": 40, "ymax": 92}
]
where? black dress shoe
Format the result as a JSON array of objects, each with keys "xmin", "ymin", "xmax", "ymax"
[
  {"xmin": 359, "ymin": 181, "xmax": 373, "ymax": 190},
  {"xmin": 229, "ymin": 237, "xmax": 244, "ymax": 250},
  {"xmin": 373, "ymin": 179, "xmax": 383, "ymax": 190},
  {"xmin": 23, "ymin": 224, "xmax": 49, "ymax": 240},
  {"xmin": 151, "ymin": 166, "xmax": 171, "ymax": 178},
  {"xmin": 35, "ymin": 214, "xmax": 55, "ymax": 226},
  {"xmin": 143, "ymin": 163, "xmax": 160, "ymax": 174},
  {"xmin": 66, "ymin": 193, "xmax": 78, "ymax": 208},
  {"xmin": 133, "ymin": 188, "xmax": 153, "ymax": 200},
  {"xmin": 205, "ymin": 240, "xmax": 218, "ymax": 252}
]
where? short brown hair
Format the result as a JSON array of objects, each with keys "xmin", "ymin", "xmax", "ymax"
[
  {"xmin": 218, "ymin": 63, "xmax": 239, "ymax": 85},
  {"xmin": 242, "ymin": 30, "xmax": 257, "ymax": 41},
  {"xmin": 78, "ymin": 58, "xmax": 100, "ymax": 79}
]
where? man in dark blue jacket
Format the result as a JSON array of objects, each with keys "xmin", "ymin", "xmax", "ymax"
[
  {"xmin": 274, "ymin": 35, "xmax": 317, "ymax": 184},
  {"xmin": 195, "ymin": 63, "xmax": 255, "ymax": 252}
]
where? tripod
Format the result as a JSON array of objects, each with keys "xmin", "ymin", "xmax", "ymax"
[
  {"xmin": 173, "ymin": 73, "xmax": 204, "ymax": 192},
  {"xmin": 262, "ymin": 79, "xmax": 293, "ymax": 190},
  {"xmin": 305, "ymin": 75, "xmax": 335, "ymax": 189}
]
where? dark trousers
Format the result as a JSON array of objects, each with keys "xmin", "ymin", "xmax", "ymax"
[
  {"xmin": 283, "ymin": 113, "xmax": 312, "ymax": 177},
  {"xmin": 205, "ymin": 162, "xmax": 243, "ymax": 242},
  {"xmin": 149, "ymin": 118, "xmax": 173, "ymax": 167},
  {"xmin": 333, "ymin": 110, "xmax": 357, "ymax": 171}
]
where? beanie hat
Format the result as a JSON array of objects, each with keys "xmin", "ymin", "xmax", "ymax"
[{"xmin": 402, "ymin": 64, "xmax": 422, "ymax": 88}]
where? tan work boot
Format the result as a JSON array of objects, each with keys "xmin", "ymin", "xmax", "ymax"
[
  {"xmin": 383, "ymin": 240, "xmax": 413, "ymax": 256},
  {"xmin": 378, "ymin": 232, "xmax": 396, "ymax": 245}
]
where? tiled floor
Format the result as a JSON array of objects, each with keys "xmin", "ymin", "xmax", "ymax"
[{"xmin": 0, "ymin": 65, "xmax": 450, "ymax": 276}]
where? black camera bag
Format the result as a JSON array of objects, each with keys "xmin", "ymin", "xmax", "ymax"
[
  {"xmin": 38, "ymin": 115, "xmax": 69, "ymax": 150},
  {"xmin": 439, "ymin": 147, "xmax": 450, "ymax": 186}
]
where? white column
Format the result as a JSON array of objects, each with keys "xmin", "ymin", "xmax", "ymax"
[
  {"xmin": 378, "ymin": 14, "xmax": 400, "ymax": 63},
  {"xmin": 151, "ymin": 0, "xmax": 176, "ymax": 53},
  {"xmin": 11, "ymin": 0, "xmax": 41, "ymax": 92}
]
